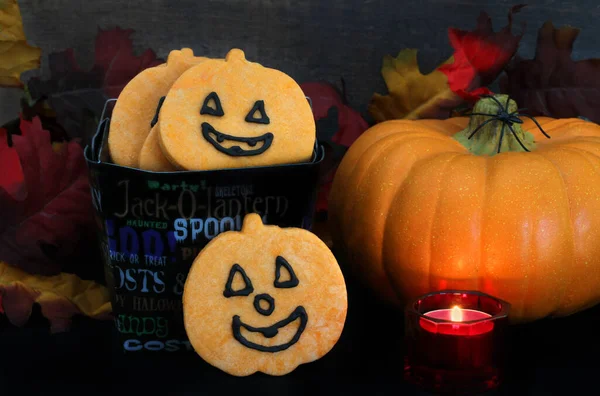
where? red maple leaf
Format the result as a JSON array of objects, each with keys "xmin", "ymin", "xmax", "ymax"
[
  {"xmin": 301, "ymin": 81, "xmax": 369, "ymax": 213},
  {"xmin": 439, "ymin": 5, "xmax": 526, "ymax": 102},
  {"xmin": 26, "ymin": 27, "xmax": 164, "ymax": 142},
  {"xmin": 0, "ymin": 116, "xmax": 95, "ymax": 276},
  {"xmin": 96, "ymin": 27, "xmax": 164, "ymax": 99},
  {"xmin": 0, "ymin": 128, "xmax": 25, "ymax": 200}
]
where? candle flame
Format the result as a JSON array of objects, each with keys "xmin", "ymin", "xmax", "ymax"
[{"xmin": 450, "ymin": 305, "xmax": 463, "ymax": 322}]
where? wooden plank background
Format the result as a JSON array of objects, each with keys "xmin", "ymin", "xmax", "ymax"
[{"xmin": 1, "ymin": 0, "xmax": 599, "ymax": 125}]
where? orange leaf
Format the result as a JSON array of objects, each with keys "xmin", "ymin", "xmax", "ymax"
[
  {"xmin": 0, "ymin": 0, "xmax": 41, "ymax": 87},
  {"xmin": 368, "ymin": 49, "xmax": 463, "ymax": 122},
  {"xmin": 0, "ymin": 261, "xmax": 112, "ymax": 332}
]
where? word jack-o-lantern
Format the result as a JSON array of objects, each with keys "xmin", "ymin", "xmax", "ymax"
[
  {"xmin": 183, "ymin": 214, "xmax": 347, "ymax": 376},
  {"xmin": 329, "ymin": 94, "xmax": 600, "ymax": 323},
  {"xmin": 159, "ymin": 49, "xmax": 316, "ymax": 171}
]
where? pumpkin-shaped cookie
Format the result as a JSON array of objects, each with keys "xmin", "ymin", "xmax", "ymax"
[
  {"xmin": 159, "ymin": 48, "xmax": 316, "ymax": 171},
  {"xmin": 183, "ymin": 213, "xmax": 347, "ymax": 376},
  {"xmin": 139, "ymin": 124, "xmax": 178, "ymax": 172},
  {"xmin": 108, "ymin": 48, "xmax": 207, "ymax": 167}
]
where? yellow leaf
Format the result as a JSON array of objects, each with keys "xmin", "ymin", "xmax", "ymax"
[
  {"xmin": 368, "ymin": 49, "xmax": 464, "ymax": 122},
  {"xmin": 0, "ymin": 0, "xmax": 41, "ymax": 87},
  {"xmin": 52, "ymin": 141, "xmax": 65, "ymax": 152},
  {"xmin": 0, "ymin": 261, "xmax": 112, "ymax": 332}
]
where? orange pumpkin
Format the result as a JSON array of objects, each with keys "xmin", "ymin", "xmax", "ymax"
[{"xmin": 329, "ymin": 94, "xmax": 600, "ymax": 323}]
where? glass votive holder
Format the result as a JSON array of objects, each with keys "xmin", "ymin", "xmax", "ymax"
[{"xmin": 404, "ymin": 289, "xmax": 510, "ymax": 395}]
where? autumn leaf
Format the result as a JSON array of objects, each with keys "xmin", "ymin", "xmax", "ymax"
[
  {"xmin": 369, "ymin": 6, "xmax": 525, "ymax": 121},
  {"xmin": 439, "ymin": 5, "xmax": 525, "ymax": 101},
  {"xmin": 26, "ymin": 27, "xmax": 163, "ymax": 141},
  {"xmin": 0, "ymin": 261, "xmax": 112, "ymax": 333},
  {"xmin": 95, "ymin": 27, "xmax": 164, "ymax": 98},
  {"xmin": 500, "ymin": 21, "xmax": 600, "ymax": 123},
  {"xmin": 0, "ymin": 116, "xmax": 96, "ymax": 276},
  {"xmin": 0, "ymin": 126, "xmax": 24, "ymax": 199},
  {"xmin": 0, "ymin": 0, "xmax": 41, "ymax": 87},
  {"xmin": 369, "ymin": 49, "xmax": 463, "ymax": 121},
  {"xmin": 301, "ymin": 81, "xmax": 369, "ymax": 213}
]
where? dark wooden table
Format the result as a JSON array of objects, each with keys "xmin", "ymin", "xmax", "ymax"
[{"xmin": 1, "ymin": 268, "xmax": 599, "ymax": 395}]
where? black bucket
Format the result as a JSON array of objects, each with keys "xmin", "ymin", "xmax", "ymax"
[{"xmin": 85, "ymin": 99, "xmax": 324, "ymax": 354}]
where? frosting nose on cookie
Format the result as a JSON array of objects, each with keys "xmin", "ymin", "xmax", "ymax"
[{"xmin": 254, "ymin": 293, "xmax": 275, "ymax": 316}]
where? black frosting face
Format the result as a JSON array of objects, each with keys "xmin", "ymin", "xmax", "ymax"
[
  {"xmin": 199, "ymin": 92, "xmax": 274, "ymax": 157},
  {"xmin": 223, "ymin": 256, "xmax": 307, "ymax": 353},
  {"xmin": 232, "ymin": 307, "xmax": 308, "ymax": 353}
]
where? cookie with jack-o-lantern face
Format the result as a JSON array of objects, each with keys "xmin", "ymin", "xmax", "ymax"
[
  {"xmin": 108, "ymin": 48, "xmax": 207, "ymax": 168},
  {"xmin": 139, "ymin": 124, "xmax": 178, "ymax": 172},
  {"xmin": 159, "ymin": 48, "xmax": 316, "ymax": 171},
  {"xmin": 182, "ymin": 213, "xmax": 347, "ymax": 376}
]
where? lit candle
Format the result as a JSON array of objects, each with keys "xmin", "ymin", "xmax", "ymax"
[
  {"xmin": 420, "ymin": 305, "xmax": 494, "ymax": 336},
  {"xmin": 404, "ymin": 290, "xmax": 510, "ymax": 395}
]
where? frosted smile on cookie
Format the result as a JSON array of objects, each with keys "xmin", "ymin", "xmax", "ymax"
[
  {"xmin": 197, "ymin": 91, "xmax": 275, "ymax": 157},
  {"xmin": 201, "ymin": 122, "xmax": 274, "ymax": 157},
  {"xmin": 232, "ymin": 306, "xmax": 308, "ymax": 352}
]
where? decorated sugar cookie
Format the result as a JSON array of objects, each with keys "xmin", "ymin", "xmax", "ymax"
[
  {"xmin": 159, "ymin": 48, "xmax": 316, "ymax": 171},
  {"xmin": 139, "ymin": 124, "xmax": 177, "ymax": 172},
  {"xmin": 183, "ymin": 213, "xmax": 347, "ymax": 376},
  {"xmin": 108, "ymin": 48, "xmax": 207, "ymax": 167}
]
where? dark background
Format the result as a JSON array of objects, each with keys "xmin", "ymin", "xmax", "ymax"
[
  {"xmin": 1, "ymin": 1, "xmax": 599, "ymax": 394},
  {"xmin": 1, "ymin": 261, "xmax": 599, "ymax": 395},
  {"xmin": 2, "ymin": 0, "xmax": 600, "ymax": 123}
]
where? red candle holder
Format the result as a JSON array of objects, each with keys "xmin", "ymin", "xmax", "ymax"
[{"xmin": 404, "ymin": 290, "xmax": 510, "ymax": 395}]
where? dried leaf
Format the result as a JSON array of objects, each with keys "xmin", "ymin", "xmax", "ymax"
[
  {"xmin": 368, "ymin": 49, "xmax": 463, "ymax": 121},
  {"xmin": 0, "ymin": 116, "xmax": 96, "ymax": 276},
  {"xmin": 301, "ymin": 81, "xmax": 369, "ymax": 213},
  {"xmin": 439, "ymin": 5, "xmax": 525, "ymax": 101},
  {"xmin": 0, "ymin": 0, "xmax": 42, "ymax": 87},
  {"xmin": 0, "ymin": 261, "xmax": 112, "ymax": 333},
  {"xmin": 369, "ymin": 6, "xmax": 524, "ymax": 121},
  {"xmin": 0, "ymin": 126, "xmax": 24, "ymax": 198},
  {"xmin": 26, "ymin": 27, "xmax": 163, "ymax": 141},
  {"xmin": 500, "ymin": 21, "xmax": 600, "ymax": 123},
  {"xmin": 95, "ymin": 27, "xmax": 164, "ymax": 99},
  {"xmin": 0, "ymin": 0, "xmax": 41, "ymax": 87}
]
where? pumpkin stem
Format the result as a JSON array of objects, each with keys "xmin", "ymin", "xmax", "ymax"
[
  {"xmin": 241, "ymin": 213, "xmax": 266, "ymax": 234},
  {"xmin": 453, "ymin": 94, "xmax": 544, "ymax": 156}
]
